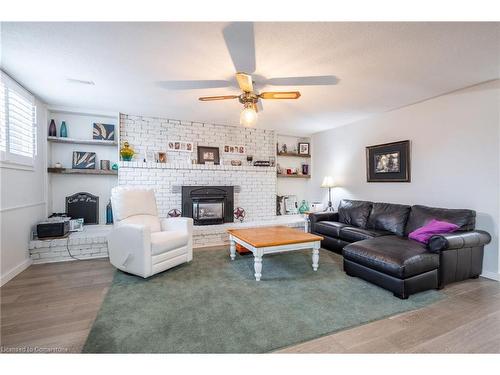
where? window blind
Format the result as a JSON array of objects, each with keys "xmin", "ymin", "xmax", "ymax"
[{"xmin": 0, "ymin": 71, "xmax": 36, "ymax": 166}]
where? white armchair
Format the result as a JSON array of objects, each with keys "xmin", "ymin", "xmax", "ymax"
[{"xmin": 107, "ymin": 186, "xmax": 193, "ymax": 278}]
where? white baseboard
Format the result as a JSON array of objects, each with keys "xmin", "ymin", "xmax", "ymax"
[
  {"xmin": 0, "ymin": 258, "xmax": 33, "ymax": 287},
  {"xmin": 480, "ymin": 270, "xmax": 500, "ymax": 281}
]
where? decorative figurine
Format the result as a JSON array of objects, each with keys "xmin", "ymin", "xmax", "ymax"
[
  {"xmin": 233, "ymin": 207, "xmax": 246, "ymax": 222},
  {"xmin": 168, "ymin": 209, "xmax": 181, "ymax": 217}
]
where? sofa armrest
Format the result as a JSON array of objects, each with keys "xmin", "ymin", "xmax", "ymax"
[
  {"xmin": 428, "ymin": 230, "xmax": 491, "ymax": 253},
  {"xmin": 309, "ymin": 211, "xmax": 338, "ymax": 225}
]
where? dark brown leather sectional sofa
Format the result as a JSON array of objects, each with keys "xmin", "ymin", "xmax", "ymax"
[{"xmin": 309, "ymin": 200, "xmax": 491, "ymax": 299}]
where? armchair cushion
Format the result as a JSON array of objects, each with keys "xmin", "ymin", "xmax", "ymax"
[
  {"xmin": 151, "ymin": 231, "xmax": 190, "ymax": 255},
  {"xmin": 111, "ymin": 186, "xmax": 158, "ymax": 220},
  {"xmin": 121, "ymin": 214, "xmax": 161, "ymax": 233}
]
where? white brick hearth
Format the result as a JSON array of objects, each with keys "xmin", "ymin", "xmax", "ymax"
[
  {"xmin": 29, "ymin": 216, "xmax": 307, "ymax": 263},
  {"xmin": 29, "ymin": 225, "xmax": 110, "ymax": 264}
]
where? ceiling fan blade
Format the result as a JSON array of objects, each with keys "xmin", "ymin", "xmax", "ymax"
[
  {"xmin": 198, "ymin": 95, "xmax": 239, "ymax": 101},
  {"xmin": 222, "ymin": 22, "xmax": 256, "ymax": 74},
  {"xmin": 265, "ymin": 75, "xmax": 338, "ymax": 86},
  {"xmin": 157, "ymin": 80, "xmax": 231, "ymax": 90},
  {"xmin": 236, "ymin": 72, "xmax": 253, "ymax": 92},
  {"xmin": 259, "ymin": 91, "xmax": 301, "ymax": 100}
]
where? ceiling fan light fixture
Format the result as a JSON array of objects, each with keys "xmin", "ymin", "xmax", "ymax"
[{"xmin": 240, "ymin": 102, "xmax": 257, "ymax": 127}]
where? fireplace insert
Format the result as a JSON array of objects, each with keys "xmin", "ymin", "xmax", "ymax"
[{"xmin": 182, "ymin": 186, "xmax": 234, "ymax": 225}]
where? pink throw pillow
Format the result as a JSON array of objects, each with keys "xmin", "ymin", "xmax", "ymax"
[{"xmin": 408, "ymin": 219, "xmax": 459, "ymax": 244}]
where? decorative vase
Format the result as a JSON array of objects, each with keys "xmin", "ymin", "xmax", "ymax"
[
  {"xmin": 299, "ymin": 200, "xmax": 309, "ymax": 214},
  {"xmin": 60, "ymin": 121, "xmax": 68, "ymax": 137},
  {"xmin": 120, "ymin": 142, "xmax": 135, "ymax": 161},
  {"xmin": 302, "ymin": 164, "xmax": 309, "ymax": 175},
  {"xmin": 48, "ymin": 119, "xmax": 57, "ymax": 137},
  {"xmin": 106, "ymin": 200, "xmax": 113, "ymax": 224}
]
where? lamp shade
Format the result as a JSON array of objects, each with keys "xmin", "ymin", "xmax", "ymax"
[{"xmin": 321, "ymin": 176, "xmax": 335, "ymax": 188}]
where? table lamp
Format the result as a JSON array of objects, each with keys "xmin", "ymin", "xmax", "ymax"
[{"xmin": 321, "ymin": 176, "xmax": 335, "ymax": 212}]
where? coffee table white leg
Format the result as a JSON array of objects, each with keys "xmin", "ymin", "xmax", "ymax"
[
  {"xmin": 254, "ymin": 253, "xmax": 263, "ymax": 281},
  {"xmin": 229, "ymin": 236, "xmax": 236, "ymax": 260},
  {"xmin": 312, "ymin": 243, "xmax": 320, "ymax": 271}
]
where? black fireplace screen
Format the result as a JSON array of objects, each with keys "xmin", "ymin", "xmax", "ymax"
[
  {"xmin": 194, "ymin": 200, "xmax": 224, "ymax": 221},
  {"xmin": 182, "ymin": 186, "xmax": 234, "ymax": 225},
  {"xmin": 66, "ymin": 192, "xmax": 99, "ymax": 224}
]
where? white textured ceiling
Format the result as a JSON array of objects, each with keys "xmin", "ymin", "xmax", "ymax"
[{"xmin": 1, "ymin": 22, "xmax": 499, "ymax": 135}]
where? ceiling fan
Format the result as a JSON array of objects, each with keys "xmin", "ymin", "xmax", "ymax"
[
  {"xmin": 157, "ymin": 22, "xmax": 338, "ymax": 127},
  {"xmin": 198, "ymin": 72, "xmax": 301, "ymax": 126}
]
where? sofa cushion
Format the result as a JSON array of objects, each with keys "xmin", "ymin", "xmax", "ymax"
[
  {"xmin": 338, "ymin": 199, "xmax": 373, "ymax": 228},
  {"xmin": 314, "ymin": 221, "xmax": 350, "ymax": 237},
  {"xmin": 343, "ymin": 236, "xmax": 439, "ymax": 279},
  {"xmin": 408, "ymin": 219, "xmax": 459, "ymax": 244},
  {"xmin": 405, "ymin": 205, "xmax": 476, "ymax": 236},
  {"xmin": 339, "ymin": 226, "xmax": 392, "ymax": 242},
  {"xmin": 367, "ymin": 202, "xmax": 411, "ymax": 236},
  {"xmin": 150, "ymin": 231, "xmax": 189, "ymax": 255}
]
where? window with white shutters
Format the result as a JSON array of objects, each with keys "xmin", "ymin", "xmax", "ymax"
[{"xmin": 0, "ymin": 71, "xmax": 37, "ymax": 166}]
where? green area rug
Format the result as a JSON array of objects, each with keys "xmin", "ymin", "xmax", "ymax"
[{"xmin": 83, "ymin": 248, "xmax": 443, "ymax": 353}]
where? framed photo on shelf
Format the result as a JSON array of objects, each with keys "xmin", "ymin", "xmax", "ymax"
[
  {"xmin": 197, "ymin": 146, "xmax": 220, "ymax": 165},
  {"xmin": 168, "ymin": 141, "xmax": 193, "ymax": 152},
  {"xmin": 72, "ymin": 151, "xmax": 96, "ymax": 169},
  {"xmin": 298, "ymin": 142, "xmax": 310, "ymax": 155},
  {"xmin": 223, "ymin": 145, "xmax": 246, "ymax": 154},
  {"xmin": 366, "ymin": 140, "xmax": 410, "ymax": 182},
  {"xmin": 157, "ymin": 152, "xmax": 167, "ymax": 163}
]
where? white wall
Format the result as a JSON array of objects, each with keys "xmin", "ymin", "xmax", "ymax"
[
  {"xmin": 1, "ymin": 97, "xmax": 47, "ymax": 285},
  {"xmin": 310, "ymin": 80, "xmax": 500, "ymax": 279}
]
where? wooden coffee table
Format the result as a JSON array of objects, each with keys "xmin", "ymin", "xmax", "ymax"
[{"xmin": 227, "ymin": 226, "xmax": 323, "ymax": 281}]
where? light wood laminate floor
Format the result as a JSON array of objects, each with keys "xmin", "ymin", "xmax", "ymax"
[{"xmin": 1, "ymin": 253, "xmax": 499, "ymax": 353}]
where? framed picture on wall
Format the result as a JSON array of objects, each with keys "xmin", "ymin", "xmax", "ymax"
[
  {"xmin": 93, "ymin": 123, "xmax": 115, "ymax": 141},
  {"xmin": 366, "ymin": 140, "xmax": 410, "ymax": 182},
  {"xmin": 197, "ymin": 146, "xmax": 220, "ymax": 165}
]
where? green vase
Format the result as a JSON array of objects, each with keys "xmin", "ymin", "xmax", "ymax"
[
  {"xmin": 298, "ymin": 200, "xmax": 309, "ymax": 214},
  {"xmin": 60, "ymin": 121, "xmax": 68, "ymax": 137}
]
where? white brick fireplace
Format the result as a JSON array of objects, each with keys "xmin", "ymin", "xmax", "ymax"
[{"xmin": 118, "ymin": 114, "xmax": 279, "ymax": 222}]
